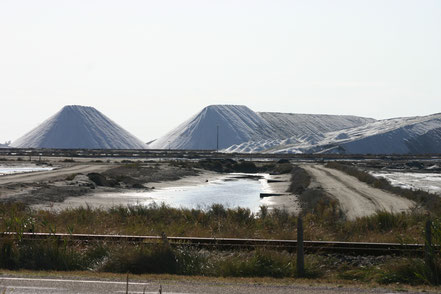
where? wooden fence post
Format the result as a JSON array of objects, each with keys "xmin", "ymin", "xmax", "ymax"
[
  {"xmin": 297, "ymin": 216, "xmax": 305, "ymax": 277},
  {"xmin": 161, "ymin": 232, "xmax": 170, "ymax": 248}
]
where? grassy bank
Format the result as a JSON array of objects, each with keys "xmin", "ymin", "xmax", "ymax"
[
  {"xmin": 1, "ymin": 228, "xmax": 440, "ymax": 285},
  {"xmin": 1, "ymin": 202, "xmax": 440, "ymax": 284}
]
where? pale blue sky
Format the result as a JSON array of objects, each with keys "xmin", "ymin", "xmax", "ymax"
[{"xmin": 1, "ymin": 0, "xmax": 440, "ymax": 143}]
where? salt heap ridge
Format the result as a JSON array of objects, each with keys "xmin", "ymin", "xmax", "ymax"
[
  {"xmin": 149, "ymin": 105, "xmax": 375, "ymax": 150},
  {"xmin": 150, "ymin": 104, "xmax": 441, "ymax": 154},
  {"xmin": 227, "ymin": 113, "xmax": 441, "ymax": 154}
]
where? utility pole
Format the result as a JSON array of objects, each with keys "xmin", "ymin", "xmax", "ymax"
[{"xmin": 216, "ymin": 125, "xmax": 219, "ymax": 152}]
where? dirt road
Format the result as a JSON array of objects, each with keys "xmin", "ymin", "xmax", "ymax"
[
  {"xmin": 0, "ymin": 164, "xmax": 111, "ymax": 185},
  {"xmin": 301, "ymin": 164, "xmax": 415, "ymax": 220}
]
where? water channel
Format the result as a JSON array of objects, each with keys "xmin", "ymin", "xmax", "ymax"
[
  {"xmin": 140, "ymin": 174, "xmax": 273, "ymax": 212},
  {"xmin": 54, "ymin": 173, "xmax": 275, "ymax": 213},
  {"xmin": 0, "ymin": 165, "xmax": 54, "ymax": 176}
]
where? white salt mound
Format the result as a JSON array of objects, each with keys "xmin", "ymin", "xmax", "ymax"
[
  {"xmin": 11, "ymin": 105, "xmax": 147, "ymax": 149},
  {"xmin": 150, "ymin": 104, "xmax": 441, "ymax": 154},
  {"xmin": 230, "ymin": 113, "xmax": 441, "ymax": 154},
  {"xmin": 149, "ymin": 104, "xmax": 375, "ymax": 151},
  {"xmin": 149, "ymin": 105, "xmax": 277, "ymax": 150}
]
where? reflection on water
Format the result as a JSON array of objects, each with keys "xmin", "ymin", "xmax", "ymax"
[
  {"xmin": 144, "ymin": 175, "xmax": 272, "ymax": 212},
  {"xmin": 0, "ymin": 165, "xmax": 54, "ymax": 175},
  {"xmin": 95, "ymin": 174, "xmax": 273, "ymax": 213}
]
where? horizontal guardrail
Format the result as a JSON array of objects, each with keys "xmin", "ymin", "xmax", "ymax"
[
  {"xmin": 1, "ymin": 148, "xmax": 440, "ymax": 160},
  {"xmin": 1, "ymin": 232, "xmax": 426, "ymax": 256}
]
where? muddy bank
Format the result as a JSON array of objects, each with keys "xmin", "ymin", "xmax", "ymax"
[
  {"xmin": 32, "ymin": 171, "xmax": 235, "ymax": 211},
  {"xmin": 0, "ymin": 159, "xmax": 300, "ymax": 215},
  {"xmin": 0, "ymin": 162, "xmax": 200, "ymax": 206},
  {"xmin": 32, "ymin": 171, "xmax": 300, "ymax": 214},
  {"xmin": 101, "ymin": 163, "xmax": 199, "ymax": 188}
]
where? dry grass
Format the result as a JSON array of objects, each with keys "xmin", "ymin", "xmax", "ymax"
[{"xmin": 0, "ymin": 201, "xmax": 432, "ymax": 243}]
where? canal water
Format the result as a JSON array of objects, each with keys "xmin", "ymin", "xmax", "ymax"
[
  {"xmin": 0, "ymin": 165, "xmax": 54, "ymax": 176},
  {"xmin": 59, "ymin": 173, "xmax": 274, "ymax": 213},
  {"xmin": 141, "ymin": 174, "xmax": 272, "ymax": 212}
]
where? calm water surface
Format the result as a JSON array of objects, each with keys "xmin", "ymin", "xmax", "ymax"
[
  {"xmin": 144, "ymin": 175, "xmax": 272, "ymax": 212},
  {"xmin": 0, "ymin": 165, "xmax": 54, "ymax": 175},
  {"xmin": 92, "ymin": 174, "xmax": 273, "ymax": 213}
]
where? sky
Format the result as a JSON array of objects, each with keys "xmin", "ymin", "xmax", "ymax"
[{"xmin": 0, "ymin": 0, "xmax": 440, "ymax": 143}]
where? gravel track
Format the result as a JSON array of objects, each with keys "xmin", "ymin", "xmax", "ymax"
[
  {"xmin": 301, "ymin": 164, "xmax": 415, "ymax": 220},
  {"xmin": 0, "ymin": 164, "xmax": 111, "ymax": 185}
]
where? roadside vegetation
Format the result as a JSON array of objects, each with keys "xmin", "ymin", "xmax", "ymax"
[
  {"xmin": 1, "ymin": 160, "xmax": 441, "ymax": 285},
  {"xmin": 0, "ymin": 199, "xmax": 429, "ymax": 243},
  {"xmin": 1, "ymin": 200, "xmax": 441, "ymax": 284}
]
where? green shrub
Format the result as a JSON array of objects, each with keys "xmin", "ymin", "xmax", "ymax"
[
  {"xmin": 273, "ymin": 163, "xmax": 293, "ymax": 174},
  {"xmin": 65, "ymin": 173, "xmax": 81, "ymax": 181},
  {"xmin": 217, "ymin": 250, "xmax": 294, "ymax": 278},
  {"xmin": 17, "ymin": 239, "xmax": 83, "ymax": 271},
  {"xmin": 174, "ymin": 247, "xmax": 209, "ymax": 275},
  {"xmin": 0, "ymin": 237, "xmax": 106, "ymax": 271},
  {"xmin": 377, "ymin": 259, "xmax": 429, "ymax": 285},
  {"xmin": 101, "ymin": 244, "xmax": 178, "ymax": 274},
  {"xmin": 62, "ymin": 158, "xmax": 75, "ymax": 162}
]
